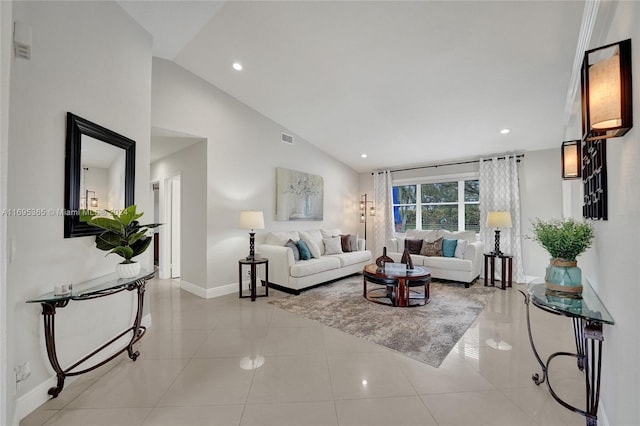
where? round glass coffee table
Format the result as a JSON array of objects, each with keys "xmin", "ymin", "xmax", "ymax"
[{"xmin": 363, "ymin": 263, "xmax": 431, "ymax": 307}]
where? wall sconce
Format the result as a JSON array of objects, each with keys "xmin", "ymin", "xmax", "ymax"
[
  {"xmin": 561, "ymin": 140, "xmax": 581, "ymax": 180},
  {"xmin": 86, "ymin": 190, "xmax": 98, "ymax": 208},
  {"xmin": 239, "ymin": 210, "xmax": 265, "ymax": 260},
  {"xmin": 360, "ymin": 194, "xmax": 375, "ymax": 248},
  {"xmin": 486, "ymin": 211, "xmax": 512, "ymax": 256},
  {"xmin": 581, "ymin": 38, "xmax": 632, "ymax": 140}
]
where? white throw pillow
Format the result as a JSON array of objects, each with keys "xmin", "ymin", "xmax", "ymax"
[
  {"xmin": 454, "ymin": 239, "xmax": 468, "ymax": 259},
  {"xmin": 300, "ymin": 230, "xmax": 324, "ymax": 255},
  {"xmin": 323, "ymin": 237, "xmax": 343, "ymax": 255},
  {"xmin": 321, "ymin": 228, "xmax": 342, "ymax": 239},
  {"xmin": 302, "ymin": 236, "xmax": 322, "ymax": 258}
]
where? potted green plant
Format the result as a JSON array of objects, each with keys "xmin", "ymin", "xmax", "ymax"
[
  {"xmin": 529, "ymin": 218, "xmax": 594, "ymax": 296},
  {"xmin": 86, "ymin": 205, "xmax": 161, "ymax": 278}
]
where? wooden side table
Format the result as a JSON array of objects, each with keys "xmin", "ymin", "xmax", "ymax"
[
  {"xmin": 484, "ymin": 253, "xmax": 513, "ymax": 290},
  {"xmin": 238, "ymin": 257, "xmax": 269, "ymax": 301}
]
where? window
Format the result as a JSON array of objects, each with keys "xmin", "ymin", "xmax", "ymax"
[{"xmin": 392, "ymin": 179, "xmax": 479, "ymax": 232}]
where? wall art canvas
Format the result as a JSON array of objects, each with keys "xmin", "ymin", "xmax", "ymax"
[{"xmin": 276, "ymin": 167, "xmax": 324, "ymax": 221}]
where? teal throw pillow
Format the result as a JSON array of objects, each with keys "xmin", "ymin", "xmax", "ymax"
[
  {"xmin": 442, "ymin": 238, "xmax": 458, "ymax": 257},
  {"xmin": 297, "ymin": 239, "xmax": 311, "ymax": 260}
]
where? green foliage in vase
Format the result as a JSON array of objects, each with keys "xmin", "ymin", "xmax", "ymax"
[
  {"xmin": 528, "ymin": 218, "xmax": 594, "ymax": 261},
  {"xmin": 86, "ymin": 205, "xmax": 162, "ymax": 264}
]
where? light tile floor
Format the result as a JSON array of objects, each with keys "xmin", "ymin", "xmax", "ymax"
[{"xmin": 21, "ymin": 277, "xmax": 586, "ymax": 426}]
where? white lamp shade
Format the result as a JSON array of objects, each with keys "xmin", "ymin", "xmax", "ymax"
[
  {"xmin": 239, "ymin": 211, "xmax": 264, "ymax": 230},
  {"xmin": 589, "ymin": 54, "xmax": 622, "ymax": 129},
  {"xmin": 486, "ymin": 211, "xmax": 512, "ymax": 228}
]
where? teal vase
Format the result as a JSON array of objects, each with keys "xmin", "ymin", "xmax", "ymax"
[{"xmin": 545, "ymin": 258, "xmax": 582, "ymax": 296}]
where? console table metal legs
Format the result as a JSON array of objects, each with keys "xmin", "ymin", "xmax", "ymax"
[
  {"xmin": 519, "ymin": 290, "xmax": 604, "ymax": 426},
  {"xmin": 40, "ymin": 279, "xmax": 148, "ymax": 398}
]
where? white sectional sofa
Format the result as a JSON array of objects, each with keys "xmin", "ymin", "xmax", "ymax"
[
  {"xmin": 258, "ymin": 229, "xmax": 372, "ymax": 294},
  {"xmin": 386, "ymin": 229, "xmax": 483, "ymax": 287}
]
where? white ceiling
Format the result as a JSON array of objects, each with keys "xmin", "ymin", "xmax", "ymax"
[{"xmin": 120, "ymin": 1, "xmax": 586, "ymax": 173}]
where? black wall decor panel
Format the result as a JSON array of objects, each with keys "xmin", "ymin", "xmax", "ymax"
[{"xmin": 582, "ymin": 139, "xmax": 607, "ymax": 220}]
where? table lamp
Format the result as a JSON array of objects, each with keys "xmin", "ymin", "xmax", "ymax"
[
  {"xmin": 486, "ymin": 211, "xmax": 512, "ymax": 256},
  {"xmin": 239, "ymin": 210, "xmax": 264, "ymax": 260}
]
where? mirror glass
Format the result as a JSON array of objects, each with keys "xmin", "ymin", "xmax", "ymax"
[
  {"xmin": 65, "ymin": 113, "xmax": 135, "ymax": 238},
  {"xmin": 80, "ymin": 136, "xmax": 126, "ymax": 212}
]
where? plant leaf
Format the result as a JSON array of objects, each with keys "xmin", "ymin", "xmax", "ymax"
[
  {"xmin": 109, "ymin": 246, "xmax": 134, "ymax": 260},
  {"xmin": 130, "ymin": 237, "xmax": 152, "ymax": 258},
  {"xmin": 95, "ymin": 231, "xmax": 121, "ymax": 251},
  {"xmin": 88, "ymin": 217, "xmax": 124, "ymax": 234}
]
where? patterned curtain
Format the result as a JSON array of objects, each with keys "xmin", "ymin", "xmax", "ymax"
[
  {"xmin": 479, "ymin": 155, "xmax": 525, "ymax": 282},
  {"xmin": 372, "ymin": 171, "xmax": 395, "ymax": 258}
]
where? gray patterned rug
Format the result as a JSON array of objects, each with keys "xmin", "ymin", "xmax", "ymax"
[{"xmin": 270, "ymin": 277, "xmax": 496, "ymax": 367}]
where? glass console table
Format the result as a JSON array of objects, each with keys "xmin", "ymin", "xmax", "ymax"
[
  {"xmin": 26, "ymin": 267, "xmax": 156, "ymax": 398},
  {"xmin": 519, "ymin": 281, "xmax": 614, "ymax": 426}
]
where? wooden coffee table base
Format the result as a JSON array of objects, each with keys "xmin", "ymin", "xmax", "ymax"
[{"xmin": 363, "ymin": 264, "xmax": 431, "ymax": 307}]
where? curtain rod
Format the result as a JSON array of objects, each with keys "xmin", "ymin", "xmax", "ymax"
[{"xmin": 371, "ymin": 154, "xmax": 524, "ymax": 175}]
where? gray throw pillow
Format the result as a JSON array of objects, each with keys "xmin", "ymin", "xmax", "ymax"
[
  {"xmin": 285, "ymin": 239, "xmax": 300, "ymax": 261},
  {"xmin": 348, "ymin": 234, "xmax": 358, "ymax": 251}
]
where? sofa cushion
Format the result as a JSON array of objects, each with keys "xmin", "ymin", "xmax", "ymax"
[
  {"xmin": 323, "ymin": 237, "xmax": 343, "ymax": 255},
  {"xmin": 404, "ymin": 238, "xmax": 423, "ymax": 254},
  {"xmin": 406, "ymin": 229, "xmax": 439, "ymax": 242},
  {"xmin": 321, "ymin": 228, "xmax": 342, "ymax": 239},
  {"xmin": 421, "ymin": 237, "xmax": 443, "ymax": 256},
  {"xmin": 454, "ymin": 239, "xmax": 468, "ymax": 259},
  {"xmin": 300, "ymin": 230, "xmax": 325, "ymax": 255},
  {"xmin": 264, "ymin": 231, "xmax": 300, "ymax": 246},
  {"xmin": 423, "ymin": 256, "xmax": 472, "ymax": 272},
  {"xmin": 442, "ymin": 238, "xmax": 458, "ymax": 257},
  {"xmin": 285, "ymin": 239, "xmax": 300, "ymax": 261},
  {"xmin": 296, "ymin": 239, "xmax": 311, "ymax": 260},
  {"xmin": 327, "ymin": 251, "xmax": 371, "ymax": 267},
  {"xmin": 290, "ymin": 257, "xmax": 341, "ymax": 278},
  {"xmin": 440, "ymin": 230, "xmax": 476, "ymax": 242}
]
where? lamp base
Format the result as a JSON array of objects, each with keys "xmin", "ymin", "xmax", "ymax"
[
  {"xmin": 493, "ymin": 229, "xmax": 501, "ymax": 256},
  {"xmin": 247, "ymin": 231, "xmax": 256, "ymax": 261}
]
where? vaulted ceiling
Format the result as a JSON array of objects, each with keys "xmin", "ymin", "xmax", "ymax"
[{"xmin": 120, "ymin": 1, "xmax": 586, "ymax": 172}]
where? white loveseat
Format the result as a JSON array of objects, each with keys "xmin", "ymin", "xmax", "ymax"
[
  {"xmin": 386, "ymin": 229, "xmax": 483, "ymax": 287},
  {"xmin": 258, "ymin": 229, "xmax": 372, "ymax": 294}
]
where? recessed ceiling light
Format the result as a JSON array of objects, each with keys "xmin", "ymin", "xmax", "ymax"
[
  {"xmin": 232, "ymin": 62, "xmax": 243, "ymax": 71},
  {"xmin": 361, "ymin": 153, "xmax": 368, "ymax": 158},
  {"xmin": 500, "ymin": 128, "xmax": 510, "ymax": 134}
]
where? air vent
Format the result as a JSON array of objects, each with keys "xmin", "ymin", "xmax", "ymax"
[{"xmin": 281, "ymin": 132, "xmax": 294, "ymax": 145}]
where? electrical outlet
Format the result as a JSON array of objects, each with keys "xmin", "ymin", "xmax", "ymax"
[
  {"xmin": 15, "ymin": 361, "xmax": 31, "ymax": 384},
  {"xmin": 246, "ymin": 270, "xmax": 251, "ymax": 277}
]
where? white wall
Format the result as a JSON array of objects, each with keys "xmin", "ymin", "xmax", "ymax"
[
  {"xmin": 1, "ymin": 1, "xmax": 13, "ymax": 424},
  {"xmin": 151, "ymin": 58, "xmax": 360, "ymax": 290},
  {"xmin": 151, "ymin": 141, "xmax": 207, "ymax": 288},
  {"xmin": 572, "ymin": 2, "xmax": 640, "ymax": 424},
  {"xmin": 518, "ymin": 148, "xmax": 563, "ymax": 280},
  {"xmin": 7, "ymin": 1, "xmax": 151, "ymax": 422}
]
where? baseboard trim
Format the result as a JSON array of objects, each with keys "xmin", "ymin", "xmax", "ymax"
[
  {"xmin": 178, "ymin": 279, "xmax": 237, "ymax": 299},
  {"xmin": 16, "ymin": 313, "xmax": 153, "ymax": 421}
]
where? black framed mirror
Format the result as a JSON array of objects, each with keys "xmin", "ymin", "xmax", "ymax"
[{"xmin": 64, "ymin": 112, "xmax": 135, "ymax": 238}]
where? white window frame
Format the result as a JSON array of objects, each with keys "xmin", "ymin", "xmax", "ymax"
[{"xmin": 392, "ymin": 172, "xmax": 479, "ymax": 232}]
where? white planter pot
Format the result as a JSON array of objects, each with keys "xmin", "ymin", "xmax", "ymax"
[{"xmin": 116, "ymin": 262, "xmax": 140, "ymax": 279}]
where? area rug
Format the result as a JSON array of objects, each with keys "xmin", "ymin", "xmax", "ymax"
[{"xmin": 269, "ymin": 277, "xmax": 496, "ymax": 367}]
